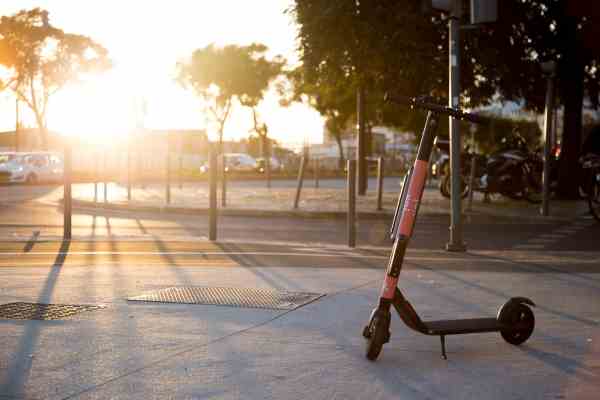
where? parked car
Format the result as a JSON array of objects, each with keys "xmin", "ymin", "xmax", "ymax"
[
  {"xmin": 255, "ymin": 157, "xmax": 283, "ymax": 173},
  {"xmin": 0, "ymin": 152, "xmax": 63, "ymax": 184},
  {"xmin": 199, "ymin": 153, "xmax": 257, "ymax": 174}
]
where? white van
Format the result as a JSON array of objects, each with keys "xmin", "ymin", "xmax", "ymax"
[
  {"xmin": 0, "ymin": 152, "xmax": 64, "ymax": 184},
  {"xmin": 223, "ymin": 153, "xmax": 257, "ymax": 172}
]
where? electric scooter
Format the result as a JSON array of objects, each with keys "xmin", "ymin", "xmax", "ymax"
[{"xmin": 363, "ymin": 95, "xmax": 536, "ymax": 361}]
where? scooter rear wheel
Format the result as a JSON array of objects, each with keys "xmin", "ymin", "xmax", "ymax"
[
  {"xmin": 364, "ymin": 311, "xmax": 390, "ymax": 361},
  {"xmin": 499, "ymin": 303, "xmax": 535, "ymax": 345}
]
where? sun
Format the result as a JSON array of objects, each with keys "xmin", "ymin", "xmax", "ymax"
[{"xmin": 48, "ymin": 72, "xmax": 136, "ymax": 145}]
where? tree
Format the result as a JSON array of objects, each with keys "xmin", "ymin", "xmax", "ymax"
[
  {"xmin": 176, "ymin": 43, "xmax": 284, "ymax": 155},
  {"xmin": 282, "ymin": 66, "xmax": 356, "ymax": 170},
  {"xmin": 290, "ymin": 1, "xmax": 600, "ymax": 198},
  {"xmin": 239, "ymin": 47, "xmax": 284, "ymax": 184},
  {"xmin": 471, "ymin": 1, "xmax": 600, "ymax": 198},
  {"xmin": 0, "ymin": 8, "xmax": 110, "ymax": 149},
  {"xmin": 289, "ymin": 0, "xmax": 452, "ymax": 188},
  {"xmin": 324, "ymin": 114, "xmax": 351, "ymax": 170}
]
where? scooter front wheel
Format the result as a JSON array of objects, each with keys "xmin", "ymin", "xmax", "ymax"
[
  {"xmin": 440, "ymin": 174, "xmax": 469, "ymax": 199},
  {"xmin": 364, "ymin": 309, "xmax": 391, "ymax": 361},
  {"xmin": 498, "ymin": 303, "xmax": 535, "ymax": 345}
]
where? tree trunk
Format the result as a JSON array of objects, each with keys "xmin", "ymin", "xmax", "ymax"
[
  {"xmin": 366, "ymin": 124, "xmax": 372, "ymax": 157},
  {"xmin": 335, "ymin": 134, "xmax": 345, "ymax": 171},
  {"xmin": 218, "ymin": 132, "xmax": 224, "ymax": 156},
  {"xmin": 556, "ymin": 21, "xmax": 585, "ymax": 199}
]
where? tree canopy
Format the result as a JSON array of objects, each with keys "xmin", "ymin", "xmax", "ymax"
[
  {"xmin": 176, "ymin": 43, "xmax": 284, "ymax": 154},
  {"xmin": 290, "ymin": 0, "xmax": 600, "ymax": 196},
  {"xmin": 0, "ymin": 8, "xmax": 110, "ymax": 148}
]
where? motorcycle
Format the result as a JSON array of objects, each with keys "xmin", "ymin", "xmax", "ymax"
[{"xmin": 439, "ymin": 135, "xmax": 543, "ymax": 203}]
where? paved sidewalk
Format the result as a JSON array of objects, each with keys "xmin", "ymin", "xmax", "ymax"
[
  {"xmin": 41, "ymin": 179, "xmax": 590, "ymax": 221},
  {"xmin": 0, "ymin": 240, "xmax": 599, "ymax": 399}
]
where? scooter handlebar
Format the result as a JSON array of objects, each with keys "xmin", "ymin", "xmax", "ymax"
[{"xmin": 384, "ymin": 93, "xmax": 487, "ymax": 125}]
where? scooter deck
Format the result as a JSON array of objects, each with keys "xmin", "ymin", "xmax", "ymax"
[{"xmin": 423, "ymin": 318, "xmax": 501, "ymax": 336}]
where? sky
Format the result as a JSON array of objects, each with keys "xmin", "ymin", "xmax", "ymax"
[{"xmin": 0, "ymin": 1, "xmax": 324, "ymax": 147}]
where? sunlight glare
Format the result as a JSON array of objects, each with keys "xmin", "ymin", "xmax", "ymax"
[{"xmin": 1, "ymin": 0, "xmax": 325, "ymax": 147}]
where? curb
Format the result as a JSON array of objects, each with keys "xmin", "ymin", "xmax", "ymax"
[
  {"xmin": 50, "ymin": 198, "xmax": 583, "ymax": 223},
  {"xmin": 68, "ymin": 199, "xmax": 396, "ymax": 220}
]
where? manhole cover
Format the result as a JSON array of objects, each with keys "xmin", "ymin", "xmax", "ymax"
[
  {"xmin": 127, "ymin": 287, "xmax": 324, "ymax": 310},
  {"xmin": 0, "ymin": 302, "xmax": 104, "ymax": 320}
]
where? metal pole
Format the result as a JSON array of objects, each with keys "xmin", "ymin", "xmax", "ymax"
[
  {"xmin": 266, "ymin": 141, "xmax": 271, "ymax": 189},
  {"xmin": 347, "ymin": 159, "xmax": 356, "ymax": 248},
  {"xmin": 94, "ymin": 152, "xmax": 98, "ymax": 203},
  {"xmin": 466, "ymin": 129, "xmax": 476, "ymax": 211},
  {"xmin": 357, "ymin": 87, "xmax": 367, "ymax": 195},
  {"xmin": 376, "ymin": 157, "xmax": 384, "ymax": 211},
  {"xmin": 209, "ymin": 149, "xmax": 217, "ymax": 241},
  {"xmin": 165, "ymin": 151, "xmax": 171, "ymax": 205},
  {"xmin": 220, "ymin": 154, "xmax": 227, "ymax": 207},
  {"xmin": 63, "ymin": 143, "xmax": 72, "ymax": 240},
  {"xmin": 541, "ymin": 62, "xmax": 556, "ymax": 216},
  {"xmin": 293, "ymin": 156, "xmax": 307, "ymax": 209},
  {"xmin": 446, "ymin": 0, "xmax": 466, "ymax": 252},
  {"xmin": 127, "ymin": 140, "xmax": 132, "ymax": 201},
  {"xmin": 138, "ymin": 151, "xmax": 144, "ymax": 190},
  {"xmin": 314, "ymin": 157, "xmax": 320, "ymax": 189},
  {"xmin": 103, "ymin": 151, "xmax": 108, "ymax": 203}
]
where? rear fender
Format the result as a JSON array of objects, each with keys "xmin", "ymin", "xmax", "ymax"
[{"xmin": 497, "ymin": 297, "xmax": 535, "ymax": 322}]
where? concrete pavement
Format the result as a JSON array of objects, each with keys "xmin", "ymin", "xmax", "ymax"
[{"xmin": 0, "ymin": 240, "xmax": 599, "ymax": 399}]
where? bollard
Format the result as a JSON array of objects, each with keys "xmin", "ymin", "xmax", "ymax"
[
  {"xmin": 209, "ymin": 150, "xmax": 217, "ymax": 241},
  {"xmin": 347, "ymin": 160, "xmax": 356, "ymax": 248},
  {"xmin": 376, "ymin": 157, "xmax": 384, "ymax": 211},
  {"xmin": 314, "ymin": 157, "xmax": 320, "ymax": 189},
  {"xmin": 266, "ymin": 156, "xmax": 271, "ymax": 189},
  {"xmin": 63, "ymin": 144, "xmax": 72, "ymax": 240},
  {"xmin": 293, "ymin": 157, "xmax": 307, "ymax": 209},
  {"xmin": 220, "ymin": 154, "xmax": 227, "ymax": 207}
]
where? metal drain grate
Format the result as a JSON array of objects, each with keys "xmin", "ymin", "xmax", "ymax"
[
  {"xmin": 0, "ymin": 302, "xmax": 103, "ymax": 320},
  {"xmin": 127, "ymin": 287, "xmax": 324, "ymax": 310}
]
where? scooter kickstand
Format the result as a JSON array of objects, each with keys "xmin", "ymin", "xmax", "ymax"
[{"xmin": 440, "ymin": 335, "xmax": 447, "ymax": 360}]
